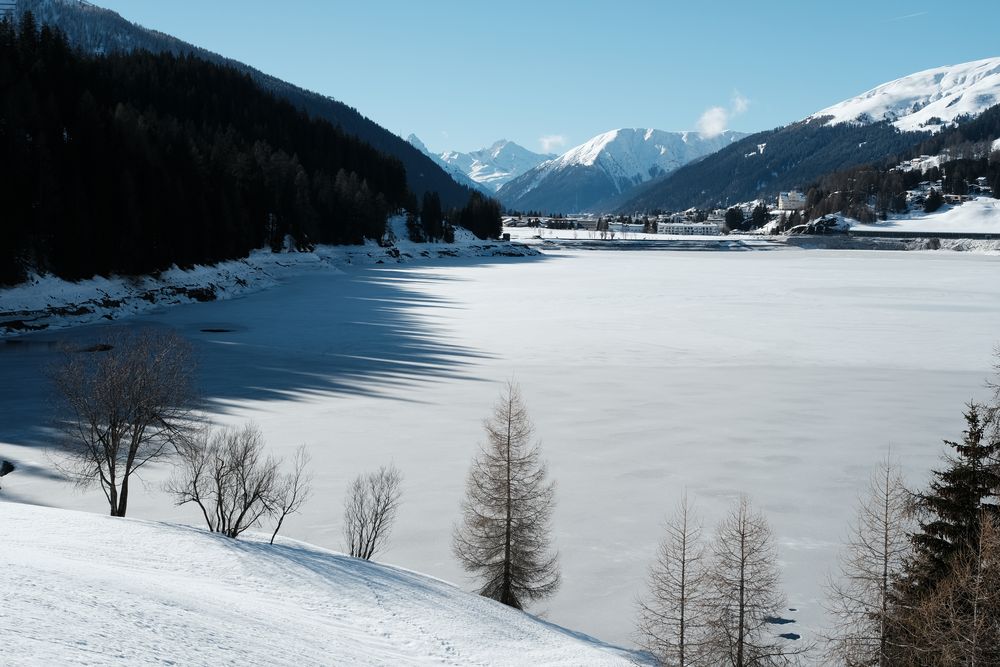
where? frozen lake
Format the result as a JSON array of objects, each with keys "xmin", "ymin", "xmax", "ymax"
[{"xmin": 3, "ymin": 247, "xmax": 1000, "ymax": 649}]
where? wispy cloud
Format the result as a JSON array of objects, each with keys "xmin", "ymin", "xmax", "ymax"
[
  {"xmin": 539, "ymin": 134, "xmax": 567, "ymax": 153},
  {"xmin": 885, "ymin": 11, "xmax": 927, "ymax": 22},
  {"xmin": 696, "ymin": 91, "xmax": 750, "ymax": 138}
]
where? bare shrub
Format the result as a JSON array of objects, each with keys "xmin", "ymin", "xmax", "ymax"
[
  {"xmin": 343, "ymin": 464, "xmax": 402, "ymax": 560},
  {"xmin": 168, "ymin": 423, "xmax": 310, "ymax": 540}
]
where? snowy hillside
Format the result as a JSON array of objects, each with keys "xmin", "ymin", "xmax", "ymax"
[
  {"xmin": 810, "ymin": 57, "xmax": 1000, "ymax": 133},
  {"xmin": 0, "ymin": 503, "xmax": 640, "ymax": 666},
  {"xmin": 408, "ymin": 136, "xmax": 552, "ymax": 192},
  {"xmin": 850, "ymin": 197, "xmax": 1000, "ymax": 236},
  {"xmin": 498, "ymin": 128, "xmax": 745, "ymax": 213}
]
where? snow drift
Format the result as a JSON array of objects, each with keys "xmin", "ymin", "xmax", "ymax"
[{"xmin": 0, "ymin": 502, "xmax": 640, "ymax": 666}]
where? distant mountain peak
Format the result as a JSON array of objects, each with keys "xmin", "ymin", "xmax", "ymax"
[
  {"xmin": 496, "ymin": 128, "xmax": 746, "ymax": 213},
  {"xmin": 407, "ymin": 137, "xmax": 552, "ymax": 193},
  {"xmin": 810, "ymin": 56, "xmax": 1000, "ymax": 133}
]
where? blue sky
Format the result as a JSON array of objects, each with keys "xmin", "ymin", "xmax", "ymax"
[{"xmin": 93, "ymin": 0, "xmax": 1000, "ymax": 155}]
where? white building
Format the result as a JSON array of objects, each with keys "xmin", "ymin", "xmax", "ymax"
[
  {"xmin": 657, "ymin": 221, "xmax": 722, "ymax": 235},
  {"xmin": 777, "ymin": 191, "xmax": 806, "ymax": 211}
]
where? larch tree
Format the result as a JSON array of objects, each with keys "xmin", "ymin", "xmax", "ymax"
[
  {"xmin": 452, "ymin": 381, "xmax": 560, "ymax": 609},
  {"xmin": 825, "ymin": 456, "xmax": 913, "ymax": 667},
  {"xmin": 904, "ymin": 515, "xmax": 1000, "ymax": 666},
  {"xmin": 891, "ymin": 402, "xmax": 1000, "ymax": 661},
  {"xmin": 705, "ymin": 495, "xmax": 797, "ymax": 667},
  {"xmin": 636, "ymin": 493, "xmax": 711, "ymax": 667}
]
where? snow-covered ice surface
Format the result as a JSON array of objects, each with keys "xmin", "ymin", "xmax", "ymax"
[
  {"xmin": 3, "ymin": 247, "xmax": 1000, "ymax": 659},
  {"xmin": 0, "ymin": 503, "xmax": 640, "ymax": 666},
  {"xmin": 850, "ymin": 197, "xmax": 1000, "ymax": 235},
  {"xmin": 810, "ymin": 56, "xmax": 1000, "ymax": 132},
  {"xmin": 0, "ymin": 218, "xmax": 537, "ymax": 336}
]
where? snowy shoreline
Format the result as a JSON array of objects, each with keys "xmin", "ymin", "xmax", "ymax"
[{"xmin": 0, "ymin": 226, "xmax": 540, "ymax": 338}]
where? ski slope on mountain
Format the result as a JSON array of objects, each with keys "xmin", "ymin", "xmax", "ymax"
[
  {"xmin": 811, "ymin": 57, "xmax": 1000, "ymax": 133},
  {"xmin": 0, "ymin": 502, "xmax": 640, "ymax": 666}
]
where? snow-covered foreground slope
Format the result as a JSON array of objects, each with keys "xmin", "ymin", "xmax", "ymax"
[
  {"xmin": 810, "ymin": 56, "xmax": 1000, "ymax": 132},
  {"xmin": 4, "ymin": 249, "xmax": 1000, "ymax": 655},
  {"xmin": 0, "ymin": 502, "xmax": 639, "ymax": 666}
]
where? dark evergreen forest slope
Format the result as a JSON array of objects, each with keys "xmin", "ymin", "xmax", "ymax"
[
  {"xmin": 14, "ymin": 0, "xmax": 473, "ymax": 208},
  {"xmin": 0, "ymin": 16, "xmax": 410, "ymax": 284}
]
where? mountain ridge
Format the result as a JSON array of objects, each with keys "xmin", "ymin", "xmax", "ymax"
[
  {"xmin": 497, "ymin": 128, "xmax": 747, "ymax": 213},
  {"xmin": 616, "ymin": 56, "xmax": 1000, "ymax": 213},
  {"xmin": 408, "ymin": 136, "xmax": 553, "ymax": 193}
]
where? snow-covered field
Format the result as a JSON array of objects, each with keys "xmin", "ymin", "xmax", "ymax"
[
  {"xmin": 3, "ymin": 247, "xmax": 1000, "ymax": 656},
  {"xmin": 0, "ymin": 503, "xmax": 639, "ymax": 666}
]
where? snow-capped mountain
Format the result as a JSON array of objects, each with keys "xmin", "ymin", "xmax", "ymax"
[
  {"xmin": 810, "ymin": 57, "xmax": 1000, "ymax": 133},
  {"xmin": 618, "ymin": 57, "xmax": 1000, "ymax": 213},
  {"xmin": 408, "ymin": 136, "xmax": 553, "ymax": 193},
  {"xmin": 497, "ymin": 128, "xmax": 746, "ymax": 213},
  {"xmin": 407, "ymin": 134, "xmax": 488, "ymax": 192}
]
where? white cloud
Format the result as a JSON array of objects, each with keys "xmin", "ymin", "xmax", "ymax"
[
  {"xmin": 731, "ymin": 91, "xmax": 750, "ymax": 115},
  {"xmin": 696, "ymin": 106, "xmax": 728, "ymax": 138},
  {"xmin": 539, "ymin": 134, "xmax": 567, "ymax": 153},
  {"xmin": 696, "ymin": 91, "xmax": 750, "ymax": 138}
]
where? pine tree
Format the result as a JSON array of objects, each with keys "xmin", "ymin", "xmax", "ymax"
[
  {"xmin": 421, "ymin": 191, "xmax": 443, "ymax": 242},
  {"xmin": 452, "ymin": 381, "xmax": 560, "ymax": 609},
  {"xmin": 899, "ymin": 402, "xmax": 1000, "ymax": 604}
]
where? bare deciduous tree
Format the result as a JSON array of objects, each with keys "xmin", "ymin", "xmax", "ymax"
[
  {"xmin": 705, "ymin": 495, "xmax": 799, "ymax": 667},
  {"xmin": 636, "ymin": 493, "xmax": 711, "ymax": 667},
  {"xmin": 343, "ymin": 464, "xmax": 402, "ymax": 560},
  {"xmin": 168, "ymin": 423, "xmax": 309, "ymax": 541},
  {"xmin": 270, "ymin": 445, "xmax": 312, "ymax": 545},
  {"xmin": 825, "ymin": 456, "xmax": 912, "ymax": 666},
  {"xmin": 52, "ymin": 328, "xmax": 196, "ymax": 517},
  {"xmin": 901, "ymin": 514, "xmax": 1000, "ymax": 666},
  {"xmin": 453, "ymin": 381, "xmax": 559, "ymax": 609}
]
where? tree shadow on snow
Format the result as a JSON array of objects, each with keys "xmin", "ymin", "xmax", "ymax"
[{"xmin": 0, "ymin": 254, "xmax": 549, "ymax": 449}]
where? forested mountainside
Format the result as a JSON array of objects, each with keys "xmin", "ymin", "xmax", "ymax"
[
  {"xmin": 13, "ymin": 0, "xmax": 474, "ymax": 208},
  {"xmin": 796, "ymin": 103, "xmax": 1000, "ymax": 224},
  {"xmin": 617, "ymin": 119, "xmax": 927, "ymax": 213},
  {"xmin": 0, "ymin": 16, "xmax": 411, "ymax": 285}
]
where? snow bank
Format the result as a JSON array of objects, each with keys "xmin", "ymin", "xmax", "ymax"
[
  {"xmin": 0, "ymin": 218, "xmax": 537, "ymax": 337},
  {"xmin": 0, "ymin": 502, "xmax": 640, "ymax": 666}
]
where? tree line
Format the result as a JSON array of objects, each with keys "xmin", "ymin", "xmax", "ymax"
[{"xmin": 0, "ymin": 14, "xmax": 502, "ymax": 287}]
